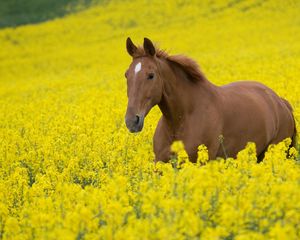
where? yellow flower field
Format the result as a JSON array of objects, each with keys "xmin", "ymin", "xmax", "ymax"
[{"xmin": 0, "ymin": 0, "xmax": 300, "ymax": 239}]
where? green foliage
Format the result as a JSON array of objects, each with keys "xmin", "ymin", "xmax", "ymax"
[{"xmin": 0, "ymin": 0, "xmax": 104, "ymax": 28}]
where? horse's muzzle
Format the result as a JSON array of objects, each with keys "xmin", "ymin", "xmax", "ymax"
[{"xmin": 125, "ymin": 114, "xmax": 144, "ymax": 133}]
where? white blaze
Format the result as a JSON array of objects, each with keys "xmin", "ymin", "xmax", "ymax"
[{"xmin": 134, "ymin": 62, "xmax": 142, "ymax": 74}]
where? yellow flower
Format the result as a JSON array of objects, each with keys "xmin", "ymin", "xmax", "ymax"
[
  {"xmin": 197, "ymin": 144, "xmax": 209, "ymax": 165},
  {"xmin": 171, "ymin": 141, "xmax": 190, "ymax": 168}
]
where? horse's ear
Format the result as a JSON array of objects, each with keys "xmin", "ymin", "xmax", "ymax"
[
  {"xmin": 143, "ymin": 37, "xmax": 156, "ymax": 56},
  {"xmin": 126, "ymin": 37, "xmax": 137, "ymax": 57}
]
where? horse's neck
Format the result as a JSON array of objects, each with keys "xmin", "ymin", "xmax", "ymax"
[{"xmin": 158, "ymin": 60, "xmax": 218, "ymax": 132}]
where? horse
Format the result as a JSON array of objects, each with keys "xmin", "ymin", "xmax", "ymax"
[{"xmin": 124, "ymin": 37, "xmax": 296, "ymax": 162}]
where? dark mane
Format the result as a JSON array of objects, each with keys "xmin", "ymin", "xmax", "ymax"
[{"xmin": 134, "ymin": 46, "xmax": 207, "ymax": 82}]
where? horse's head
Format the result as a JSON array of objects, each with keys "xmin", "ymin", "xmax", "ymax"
[{"xmin": 124, "ymin": 37, "xmax": 163, "ymax": 133}]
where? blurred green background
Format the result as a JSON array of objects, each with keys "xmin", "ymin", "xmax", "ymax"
[{"xmin": 0, "ymin": 0, "xmax": 106, "ymax": 28}]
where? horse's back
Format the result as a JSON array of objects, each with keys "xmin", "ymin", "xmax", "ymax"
[{"xmin": 219, "ymin": 81, "xmax": 295, "ymax": 157}]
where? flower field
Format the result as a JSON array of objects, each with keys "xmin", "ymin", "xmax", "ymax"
[{"xmin": 1, "ymin": 0, "xmax": 300, "ymax": 239}]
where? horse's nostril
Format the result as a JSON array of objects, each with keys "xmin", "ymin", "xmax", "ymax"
[
  {"xmin": 135, "ymin": 115, "xmax": 140, "ymax": 124},
  {"xmin": 125, "ymin": 114, "xmax": 144, "ymax": 133}
]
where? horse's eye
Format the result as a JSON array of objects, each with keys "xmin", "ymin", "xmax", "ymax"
[{"xmin": 147, "ymin": 73, "xmax": 154, "ymax": 80}]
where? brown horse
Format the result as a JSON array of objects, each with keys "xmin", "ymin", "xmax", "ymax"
[{"xmin": 124, "ymin": 37, "xmax": 296, "ymax": 162}]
